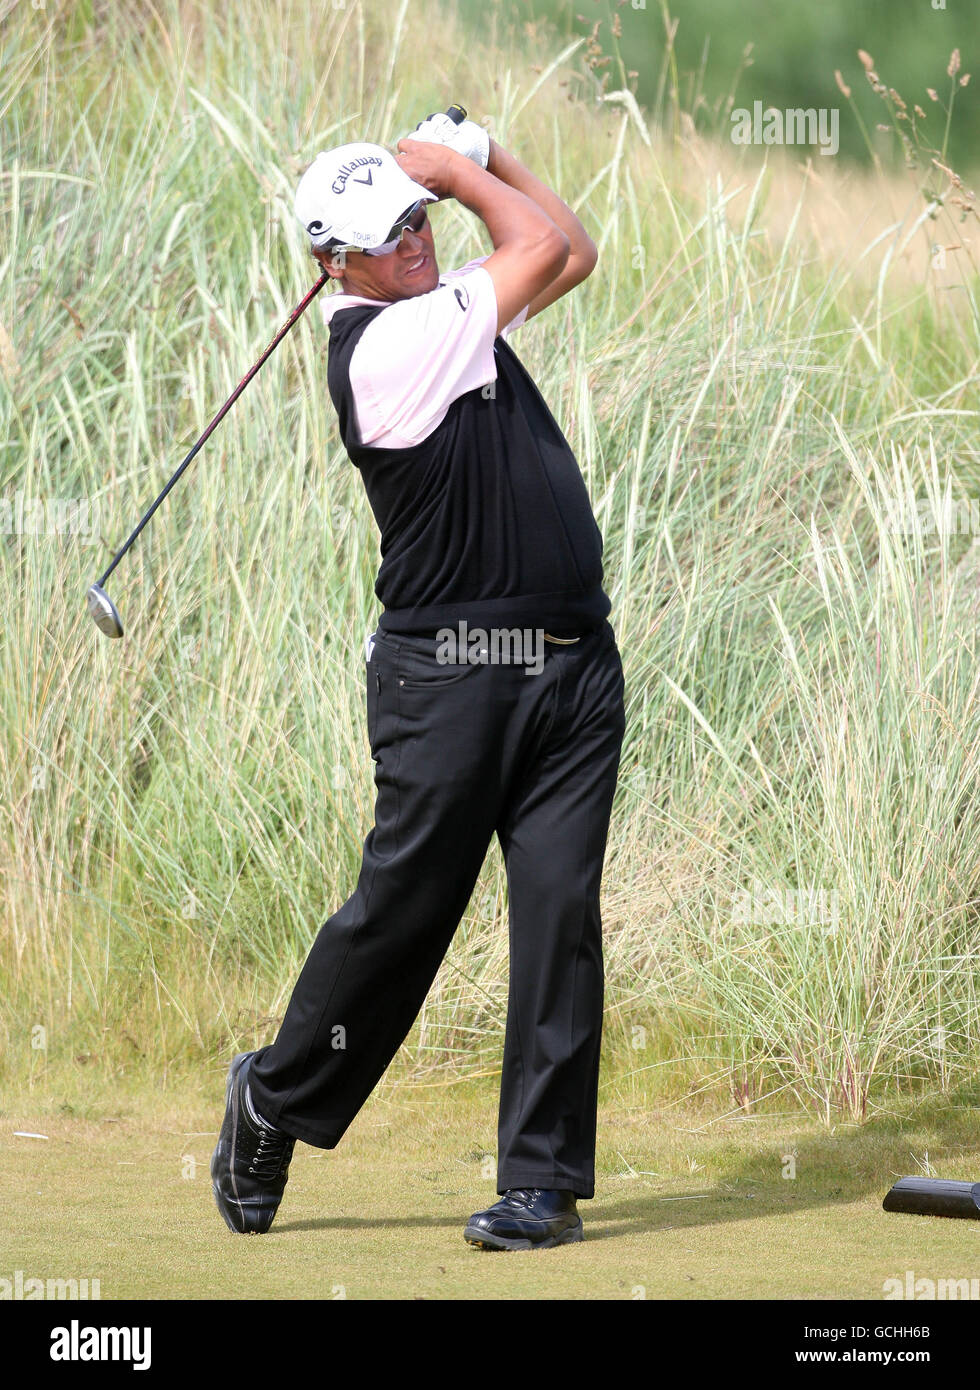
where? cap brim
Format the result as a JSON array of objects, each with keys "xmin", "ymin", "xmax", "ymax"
[{"xmin": 330, "ymin": 177, "xmax": 438, "ymax": 250}]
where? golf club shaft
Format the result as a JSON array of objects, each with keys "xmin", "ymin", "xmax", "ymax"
[
  {"xmin": 92, "ymin": 101, "xmax": 467, "ymax": 594},
  {"xmin": 94, "ymin": 270, "xmax": 330, "ymax": 589}
]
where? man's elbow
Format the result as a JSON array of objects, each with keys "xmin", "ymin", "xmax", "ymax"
[
  {"xmin": 539, "ymin": 225, "xmax": 571, "ymax": 278},
  {"xmin": 572, "ymin": 236, "xmax": 598, "ymax": 283}
]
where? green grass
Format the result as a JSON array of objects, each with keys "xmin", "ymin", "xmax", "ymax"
[{"xmin": 3, "ymin": 1074, "xmax": 980, "ymax": 1299}]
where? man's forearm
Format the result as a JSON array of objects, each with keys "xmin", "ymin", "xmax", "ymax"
[
  {"xmin": 445, "ymin": 148, "xmax": 569, "ymax": 259},
  {"xmin": 486, "ymin": 139, "xmax": 596, "ymax": 261},
  {"xmin": 397, "ymin": 136, "xmax": 584, "ymax": 326}
]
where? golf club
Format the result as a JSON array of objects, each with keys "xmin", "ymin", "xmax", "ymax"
[
  {"xmin": 86, "ymin": 271, "xmax": 330, "ymax": 638},
  {"xmin": 87, "ymin": 102, "xmax": 468, "ymax": 640}
]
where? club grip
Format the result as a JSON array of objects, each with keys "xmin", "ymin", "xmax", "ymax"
[{"xmin": 445, "ymin": 104, "xmax": 467, "ymax": 125}]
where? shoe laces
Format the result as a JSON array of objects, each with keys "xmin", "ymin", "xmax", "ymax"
[
  {"xmin": 507, "ymin": 1188, "xmax": 543, "ymax": 1209},
  {"xmin": 247, "ymin": 1123, "xmax": 294, "ymax": 1182}
]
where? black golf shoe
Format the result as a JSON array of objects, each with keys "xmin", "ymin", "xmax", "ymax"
[
  {"xmin": 211, "ymin": 1051, "xmax": 296, "ymax": 1234},
  {"xmin": 463, "ymin": 1188, "xmax": 584, "ymax": 1250}
]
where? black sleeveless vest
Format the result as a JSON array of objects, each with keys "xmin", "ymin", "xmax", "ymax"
[{"xmin": 327, "ymin": 301, "xmax": 611, "ymax": 635}]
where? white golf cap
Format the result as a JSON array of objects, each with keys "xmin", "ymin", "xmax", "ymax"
[{"xmin": 294, "ymin": 142, "xmax": 436, "ymax": 250}]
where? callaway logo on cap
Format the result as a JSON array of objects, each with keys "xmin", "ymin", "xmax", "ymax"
[{"xmin": 294, "ymin": 142, "xmax": 436, "ymax": 250}]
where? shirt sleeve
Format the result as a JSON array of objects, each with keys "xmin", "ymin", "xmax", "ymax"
[
  {"xmin": 447, "ymin": 256, "xmax": 530, "ymax": 338},
  {"xmin": 348, "ymin": 257, "xmax": 530, "ymax": 449}
]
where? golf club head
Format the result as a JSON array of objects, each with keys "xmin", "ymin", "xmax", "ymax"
[
  {"xmin": 87, "ymin": 584, "xmax": 124, "ymax": 639},
  {"xmin": 883, "ymin": 1176, "xmax": 980, "ymax": 1219}
]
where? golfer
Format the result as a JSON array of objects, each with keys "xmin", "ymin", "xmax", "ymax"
[{"xmin": 211, "ymin": 112, "xmax": 626, "ymax": 1250}]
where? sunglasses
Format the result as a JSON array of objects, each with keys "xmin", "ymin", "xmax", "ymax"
[{"xmin": 329, "ymin": 201, "xmax": 429, "ymax": 258}]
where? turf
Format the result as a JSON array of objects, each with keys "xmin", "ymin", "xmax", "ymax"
[{"xmin": 3, "ymin": 1077, "xmax": 979, "ymax": 1300}]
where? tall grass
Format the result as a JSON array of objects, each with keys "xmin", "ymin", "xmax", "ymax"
[{"xmin": 1, "ymin": 0, "xmax": 979, "ymax": 1123}]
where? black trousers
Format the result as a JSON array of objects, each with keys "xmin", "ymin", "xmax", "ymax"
[{"xmin": 248, "ymin": 619, "xmax": 626, "ymax": 1199}]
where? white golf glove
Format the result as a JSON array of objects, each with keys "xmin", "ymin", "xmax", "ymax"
[{"xmin": 407, "ymin": 112, "xmax": 490, "ymax": 169}]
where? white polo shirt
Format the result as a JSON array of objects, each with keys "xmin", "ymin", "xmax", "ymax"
[{"xmin": 319, "ymin": 256, "xmax": 529, "ymax": 449}]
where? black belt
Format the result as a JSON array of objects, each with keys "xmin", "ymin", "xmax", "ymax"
[{"xmin": 383, "ymin": 626, "xmax": 588, "ymax": 642}]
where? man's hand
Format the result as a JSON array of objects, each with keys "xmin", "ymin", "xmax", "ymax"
[
  {"xmin": 395, "ymin": 138, "xmax": 468, "ymax": 201},
  {"xmin": 406, "ymin": 112, "xmax": 490, "ymax": 169}
]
